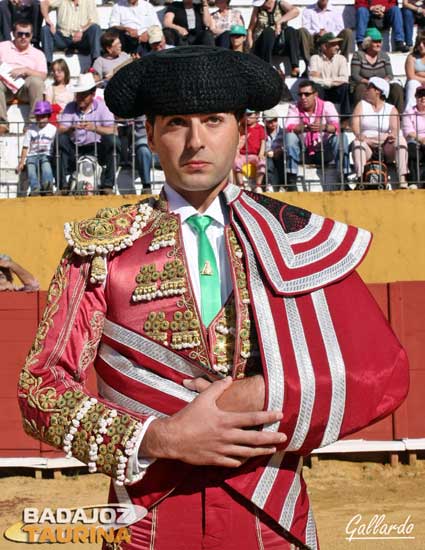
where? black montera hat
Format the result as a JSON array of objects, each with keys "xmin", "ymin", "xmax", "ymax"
[{"xmin": 104, "ymin": 46, "xmax": 283, "ymax": 118}]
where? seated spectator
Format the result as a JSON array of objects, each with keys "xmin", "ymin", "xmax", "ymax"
[
  {"xmin": 299, "ymin": 0, "xmax": 353, "ymax": 63},
  {"xmin": 0, "ymin": 0, "xmax": 41, "ymax": 45},
  {"xmin": 309, "ymin": 32, "xmax": 350, "ymax": 118},
  {"xmin": 247, "ymin": 0, "xmax": 301, "ymax": 76},
  {"xmin": 0, "ymin": 20, "xmax": 47, "ymax": 135},
  {"xmin": 147, "ymin": 25, "xmax": 173, "ymax": 52},
  {"xmin": 57, "ymin": 72, "xmax": 121, "ymax": 194},
  {"xmin": 210, "ymin": 0, "xmax": 244, "ymax": 49},
  {"xmin": 16, "ymin": 100, "xmax": 56, "ymax": 195},
  {"xmin": 355, "ymin": 0, "xmax": 409, "ymax": 51},
  {"xmin": 40, "ymin": 0, "xmax": 101, "ymax": 65},
  {"xmin": 134, "ymin": 115, "xmax": 160, "ymax": 192},
  {"xmin": 263, "ymin": 108, "xmax": 284, "ymax": 190},
  {"xmin": 0, "ymin": 254, "xmax": 39, "ymax": 291},
  {"xmin": 109, "ymin": 0, "xmax": 160, "ymax": 55},
  {"xmin": 233, "ymin": 110, "xmax": 266, "ymax": 191},
  {"xmin": 351, "ymin": 77, "xmax": 408, "ymax": 187},
  {"xmin": 92, "ymin": 30, "xmax": 130, "ymax": 83},
  {"xmin": 402, "ymin": 0, "xmax": 425, "ymax": 48},
  {"xmin": 44, "ymin": 58, "xmax": 74, "ymax": 113},
  {"xmin": 229, "ymin": 24, "xmax": 247, "ymax": 52},
  {"xmin": 405, "ymin": 33, "xmax": 425, "ymax": 109},
  {"xmin": 402, "ymin": 83, "xmax": 425, "ymax": 188},
  {"xmin": 350, "ymin": 28, "xmax": 404, "ymax": 114},
  {"xmin": 284, "ymin": 79, "xmax": 350, "ymax": 191},
  {"xmin": 163, "ymin": 0, "xmax": 214, "ymax": 46}
]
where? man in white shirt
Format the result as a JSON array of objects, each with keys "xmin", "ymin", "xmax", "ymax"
[
  {"xmin": 109, "ymin": 0, "xmax": 160, "ymax": 55},
  {"xmin": 19, "ymin": 46, "xmax": 409, "ymax": 550},
  {"xmin": 299, "ymin": 0, "xmax": 353, "ymax": 62}
]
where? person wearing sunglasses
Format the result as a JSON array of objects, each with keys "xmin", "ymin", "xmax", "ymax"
[
  {"xmin": 284, "ymin": 78, "xmax": 350, "ymax": 190},
  {"xmin": 402, "ymin": 83, "xmax": 425, "ymax": 188},
  {"xmin": 0, "ymin": 19, "xmax": 47, "ymax": 134}
]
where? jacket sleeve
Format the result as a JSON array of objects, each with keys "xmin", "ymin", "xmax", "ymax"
[
  {"xmin": 17, "ymin": 249, "xmax": 149, "ymax": 485},
  {"xmin": 278, "ymin": 271, "xmax": 409, "ymax": 456}
]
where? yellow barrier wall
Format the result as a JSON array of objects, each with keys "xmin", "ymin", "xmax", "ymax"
[{"xmin": 1, "ymin": 191, "xmax": 424, "ymax": 289}]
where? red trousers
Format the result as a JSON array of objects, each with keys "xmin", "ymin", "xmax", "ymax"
[{"xmin": 116, "ymin": 471, "xmax": 302, "ymax": 550}]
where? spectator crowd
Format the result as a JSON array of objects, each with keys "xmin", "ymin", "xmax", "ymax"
[{"xmin": 0, "ymin": 0, "xmax": 424, "ymax": 193}]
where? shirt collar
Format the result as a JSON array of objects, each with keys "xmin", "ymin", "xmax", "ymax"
[
  {"xmin": 163, "ymin": 182, "xmax": 228, "ymax": 227},
  {"xmin": 315, "ymin": 2, "xmax": 333, "ymax": 11}
]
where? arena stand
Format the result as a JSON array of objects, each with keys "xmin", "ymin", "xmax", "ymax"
[{"xmin": 0, "ymin": 0, "xmax": 415, "ymax": 197}]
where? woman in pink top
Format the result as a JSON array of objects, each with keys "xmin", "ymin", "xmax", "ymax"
[{"xmin": 402, "ymin": 84, "xmax": 425, "ymax": 188}]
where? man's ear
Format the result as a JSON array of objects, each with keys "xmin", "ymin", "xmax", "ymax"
[{"xmin": 146, "ymin": 120, "xmax": 156, "ymax": 153}]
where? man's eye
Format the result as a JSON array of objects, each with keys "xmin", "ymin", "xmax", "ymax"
[
  {"xmin": 168, "ymin": 118, "xmax": 186, "ymax": 127},
  {"xmin": 206, "ymin": 116, "xmax": 223, "ymax": 124}
]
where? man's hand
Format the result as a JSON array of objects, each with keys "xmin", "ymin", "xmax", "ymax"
[
  {"xmin": 72, "ymin": 30, "xmax": 83, "ymax": 43},
  {"xmin": 308, "ymin": 121, "xmax": 322, "ymax": 132},
  {"xmin": 125, "ymin": 27, "xmax": 138, "ymax": 38},
  {"xmin": 10, "ymin": 67, "xmax": 27, "ymax": 79},
  {"xmin": 140, "ymin": 376, "xmax": 286, "ymax": 468},
  {"xmin": 138, "ymin": 31, "xmax": 149, "ymax": 43}
]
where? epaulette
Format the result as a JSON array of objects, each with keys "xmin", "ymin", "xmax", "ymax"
[{"xmin": 64, "ymin": 198, "xmax": 155, "ymax": 284}]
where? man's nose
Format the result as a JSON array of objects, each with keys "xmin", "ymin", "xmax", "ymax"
[{"xmin": 186, "ymin": 120, "xmax": 204, "ymax": 150}]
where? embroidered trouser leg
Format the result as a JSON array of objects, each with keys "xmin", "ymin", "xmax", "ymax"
[{"xmin": 115, "ymin": 479, "xmax": 303, "ymax": 550}]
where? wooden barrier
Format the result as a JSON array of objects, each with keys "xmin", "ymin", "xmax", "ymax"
[{"xmin": 1, "ymin": 282, "xmax": 424, "ymax": 460}]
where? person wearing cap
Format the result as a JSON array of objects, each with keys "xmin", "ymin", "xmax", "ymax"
[
  {"xmin": 350, "ymin": 27, "xmax": 404, "ymax": 114},
  {"xmin": 18, "ymin": 46, "xmax": 409, "ymax": 550},
  {"xmin": 109, "ymin": 0, "xmax": 161, "ymax": 55},
  {"xmin": 263, "ymin": 107, "xmax": 285, "ymax": 190},
  {"xmin": 351, "ymin": 75, "xmax": 408, "ymax": 187},
  {"xmin": 308, "ymin": 32, "xmax": 350, "ymax": 119},
  {"xmin": 16, "ymin": 99, "xmax": 56, "ymax": 195},
  {"xmin": 402, "ymin": 82, "xmax": 425, "ymax": 188},
  {"xmin": 284, "ymin": 78, "xmax": 350, "ymax": 190},
  {"xmin": 146, "ymin": 25, "xmax": 174, "ymax": 52},
  {"xmin": 163, "ymin": 0, "xmax": 214, "ymax": 46},
  {"xmin": 40, "ymin": 0, "xmax": 102, "ymax": 65},
  {"xmin": 354, "ymin": 0, "xmax": 409, "ymax": 51},
  {"xmin": 229, "ymin": 23, "xmax": 247, "ymax": 51},
  {"xmin": 210, "ymin": 0, "xmax": 244, "ymax": 48},
  {"xmin": 247, "ymin": 0, "xmax": 302, "ymax": 76},
  {"xmin": 404, "ymin": 32, "xmax": 425, "ymax": 109},
  {"xmin": 0, "ymin": 20, "xmax": 47, "ymax": 134},
  {"xmin": 57, "ymin": 72, "xmax": 121, "ymax": 194},
  {"xmin": 299, "ymin": 0, "xmax": 353, "ymax": 63},
  {"xmin": 92, "ymin": 29, "xmax": 131, "ymax": 83}
]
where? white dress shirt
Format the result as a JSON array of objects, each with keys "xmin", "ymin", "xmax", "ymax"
[
  {"xmin": 126, "ymin": 183, "xmax": 233, "ymax": 483},
  {"xmin": 302, "ymin": 2, "xmax": 344, "ymax": 35},
  {"xmin": 109, "ymin": 0, "xmax": 161, "ymax": 34}
]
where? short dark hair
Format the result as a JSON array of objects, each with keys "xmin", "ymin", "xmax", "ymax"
[
  {"xmin": 298, "ymin": 79, "xmax": 318, "ymax": 93},
  {"xmin": 101, "ymin": 29, "xmax": 120, "ymax": 52},
  {"xmin": 13, "ymin": 20, "xmax": 32, "ymax": 32}
]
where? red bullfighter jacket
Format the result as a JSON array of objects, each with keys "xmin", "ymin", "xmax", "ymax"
[{"xmin": 18, "ymin": 184, "xmax": 409, "ymax": 550}]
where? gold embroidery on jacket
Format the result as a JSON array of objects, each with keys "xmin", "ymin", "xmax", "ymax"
[{"xmin": 78, "ymin": 310, "xmax": 105, "ymax": 378}]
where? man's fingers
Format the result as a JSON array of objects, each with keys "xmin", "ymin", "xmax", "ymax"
[
  {"xmin": 230, "ymin": 409, "xmax": 283, "ymax": 428},
  {"xmin": 198, "ymin": 376, "xmax": 233, "ymax": 402},
  {"xmin": 228, "ymin": 428, "xmax": 287, "ymax": 447},
  {"xmin": 183, "ymin": 377, "xmax": 211, "ymax": 393},
  {"xmin": 224, "ymin": 444, "xmax": 278, "ymax": 459}
]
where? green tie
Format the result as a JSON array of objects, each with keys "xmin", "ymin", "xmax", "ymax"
[{"xmin": 187, "ymin": 215, "xmax": 221, "ymax": 326}]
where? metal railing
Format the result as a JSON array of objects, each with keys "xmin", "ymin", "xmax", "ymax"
[{"xmin": 0, "ymin": 112, "xmax": 423, "ymax": 198}]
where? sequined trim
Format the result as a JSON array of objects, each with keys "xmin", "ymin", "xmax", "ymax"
[
  {"xmin": 103, "ymin": 318, "xmax": 205, "ymax": 378},
  {"xmin": 251, "ymin": 450, "xmax": 286, "ymax": 510},
  {"xmin": 279, "ymin": 458, "xmax": 303, "ymax": 531},
  {"xmin": 235, "ymin": 220, "xmax": 283, "ymax": 432},
  {"xmin": 286, "ymin": 214, "xmax": 324, "ymax": 245},
  {"xmin": 223, "ymin": 183, "xmax": 241, "ymax": 204},
  {"xmin": 305, "ymin": 507, "xmax": 318, "ymax": 550},
  {"xmin": 312, "ymin": 289, "xmax": 346, "ymax": 448},
  {"xmin": 284, "ymin": 298, "xmax": 315, "ymax": 452},
  {"xmin": 97, "ymin": 375, "xmax": 167, "ymax": 419},
  {"xmin": 99, "ymin": 343, "xmax": 197, "ymax": 403}
]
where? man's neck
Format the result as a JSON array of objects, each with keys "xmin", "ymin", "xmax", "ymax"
[
  {"xmin": 167, "ymin": 180, "xmax": 228, "ymax": 213},
  {"xmin": 13, "ymin": 41, "xmax": 29, "ymax": 52}
]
